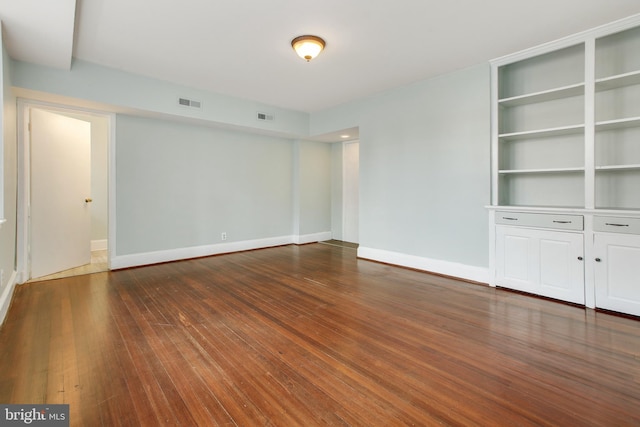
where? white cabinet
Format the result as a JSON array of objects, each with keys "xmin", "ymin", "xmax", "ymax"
[
  {"xmin": 489, "ymin": 15, "xmax": 640, "ymax": 316},
  {"xmin": 496, "ymin": 225, "xmax": 585, "ymax": 305},
  {"xmin": 593, "ymin": 233, "xmax": 640, "ymax": 316},
  {"xmin": 593, "ymin": 217, "xmax": 640, "ymax": 316}
]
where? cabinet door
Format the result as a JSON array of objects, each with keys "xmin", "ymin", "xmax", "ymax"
[
  {"xmin": 496, "ymin": 226, "xmax": 585, "ymax": 304},
  {"xmin": 594, "ymin": 233, "xmax": 640, "ymax": 316}
]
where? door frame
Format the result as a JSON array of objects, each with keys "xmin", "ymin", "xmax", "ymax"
[
  {"xmin": 342, "ymin": 139, "xmax": 359, "ymax": 244},
  {"xmin": 16, "ymin": 99, "xmax": 116, "ymax": 283}
]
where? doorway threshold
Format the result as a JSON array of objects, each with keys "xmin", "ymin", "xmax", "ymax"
[
  {"xmin": 27, "ymin": 250, "xmax": 108, "ymax": 282},
  {"xmin": 319, "ymin": 240, "xmax": 359, "ymax": 250}
]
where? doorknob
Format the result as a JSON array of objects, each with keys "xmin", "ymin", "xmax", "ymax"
[{"xmin": 85, "ymin": 198, "xmax": 93, "ymax": 203}]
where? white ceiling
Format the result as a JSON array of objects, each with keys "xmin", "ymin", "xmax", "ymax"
[{"xmin": 2, "ymin": 1, "xmax": 640, "ymax": 114}]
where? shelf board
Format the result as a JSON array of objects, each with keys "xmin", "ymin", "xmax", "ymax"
[
  {"xmin": 499, "ymin": 124, "xmax": 584, "ymax": 141},
  {"xmin": 499, "ymin": 167, "xmax": 585, "ymax": 175},
  {"xmin": 594, "ymin": 207, "xmax": 640, "ymax": 213},
  {"xmin": 595, "ymin": 164, "xmax": 640, "ymax": 172},
  {"xmin": 499, "ymin": 83, "xmax": 585, "ymax": 107},
  {"xmin": 595, "ymin": 116, "xmax": 640, "ymax": 131},
  {"xmin": 596, "ymin": 70, "xmax": 640, "ymax": 91},
  {"xmin": 492, "ymin": 205, "xmax": 586, "ymax": 211}
]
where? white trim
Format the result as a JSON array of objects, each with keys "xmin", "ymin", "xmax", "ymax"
[
  {"xmin": 357, "ymin": 246, "xmax": 490, "ymax": 285},
  {"xmin": 16, "ymin": 101, "xmax": 29, "ymax": 283},
  {"xmin": 490, "ymin": 57, "xmax": 502, "ymax": 208},
  {"xmin": 110, "ymin": 233, "xmax": 330, "ymax": 270},
  {"xmin": 91, "ymin": 239, "xmax": 108, "ymax": 251},
  {"xmin": 0, "ymin": 270, "xmax": 18, "ymax": 327},
  {"xmin": 107, "ymin": 113, "xmax": 116, "ymax": 270},
  {"xmin": 341, "ymin": 141, "xmax": 347, "ymax": 240},
  {"xmin": 584, "ymin": 38, "xmax": 596, "ymax": 210},
  {"xmin": 488, "ymin": 210, "xmax": 497, "ymax": 287},
  {"xmin": 583, "ymin": 214, "xmax": 596, "ymax": 309},
  {"xmin": 342, "ymin": 139, "xmax": 359, "ymax": 244}
]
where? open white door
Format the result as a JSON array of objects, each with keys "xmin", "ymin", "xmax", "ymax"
[{"xmin": 30, "ymin": 108, "xmax": 92, "ymax": 279}]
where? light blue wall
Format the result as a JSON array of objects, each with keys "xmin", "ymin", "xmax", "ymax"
[
  {"xmin": 314, "ymin": 64, "xmax": 491, "ymax": 268},
  {"xmin": 10, "ymin": 59, "xmax": 333, "ymax": 265},
  {"xmin": 293, "ymin": 140, "xmax": 332, "ymax": 236},
  {"xmin": 12, "ymin": 60, "xmax": 310, "ymax": 137},
  {"xmin": 10, "ymin": 54, "xmax": 491, "ymax": 273},
  {"xmin": 115, "ymin": 115, "xmax": 295, "ymax": 256}
]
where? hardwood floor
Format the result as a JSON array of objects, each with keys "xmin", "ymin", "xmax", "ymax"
[{"xmin": 0, "ymin": 243, "xmax": 638, "ymax": 426}]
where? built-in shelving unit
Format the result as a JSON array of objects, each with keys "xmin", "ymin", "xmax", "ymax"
[
  {"xmin": 594, "ymin": 24, "xmax": 640, "ymax": 211},
  {"xmin": 489, "ymin": 14, "xmax": 640, "ymax": 317},
  {"xmin": 494, "ymin": 42, "xmax": 586, "ymax": 208}
]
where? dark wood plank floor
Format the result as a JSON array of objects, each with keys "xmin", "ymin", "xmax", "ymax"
[{"xmin": 1, "ymin": 243, "xmax": 639, "ymax": 426}]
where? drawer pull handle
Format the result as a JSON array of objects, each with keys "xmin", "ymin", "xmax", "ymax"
[
  {"xmin": 605, "ymin": 223, "xmax": 629, "ymax": 227},
  {"xmin": 502, "ymin": 217, "xmax": 518, "ymax": 221},
  {"xmin": 595, "ymin": 258, "xmax": 602, "ymax": 262},
  {"xmin": 553, "ymin": 220, "xmax": 571, "ymax": 224},
  {"xmin": 577, "ymin": 256, "xmax": 583, "ymax": 261}
]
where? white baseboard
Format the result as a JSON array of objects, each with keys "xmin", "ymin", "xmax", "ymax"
[
  {"xmin": 110, "ymin": 232, "xmax": 332, "ymax": 270},
  {"xmin": 91, "ymin": 239, "xmax": 108, "ymax": 251},
  {"xmin": 357, "ymin": 246, "xmax": 490, "ymax": 284},
  {"xmin": 0, "ymin": 270, "xmax": 18, "ymax": 327}
]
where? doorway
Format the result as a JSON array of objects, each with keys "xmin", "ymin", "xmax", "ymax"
[
  {"xmin": 17, "ymin": 102, "xmax": 112, "ymax": 283},
  {"xmin": 343, "ymin": 140, "xmax": 359, "ymax": 244}
]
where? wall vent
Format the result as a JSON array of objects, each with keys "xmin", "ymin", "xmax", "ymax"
[
  {"xmin": 178, "ymin": 98, "xmax": 202, "ymax": 108},
  {"xmin": 257, "ymin": 112, "xmax": 275, "ymax": 122}
]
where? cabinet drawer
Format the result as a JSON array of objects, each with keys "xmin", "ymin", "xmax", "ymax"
[
  {"xmin": 495, "ymin": 211, "xmax": 583, "ymax": 230},
  {"xmin": 594, "ymin": 216, "xmax": 640, "ymax": 235}
]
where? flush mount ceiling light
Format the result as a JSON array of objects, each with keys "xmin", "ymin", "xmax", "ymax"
[{"xmin": 291, "ymin": 35, "xmax": 325, "ymax": 62}]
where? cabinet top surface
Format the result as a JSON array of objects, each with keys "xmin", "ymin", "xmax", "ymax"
[{"xmin": 486, "ymin": 205, "xmax": 640, "ymax": 217}]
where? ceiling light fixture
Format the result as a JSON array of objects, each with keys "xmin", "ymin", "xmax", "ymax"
[{"xmin": 291, "ymin": 35, "xmax": 325, "ymax": 62}]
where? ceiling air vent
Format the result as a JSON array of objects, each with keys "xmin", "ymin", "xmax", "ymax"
[
  {"xmin": 257, "ymin": 112, "xmax": 275, "ymax": 122},
  {"xmin": 178, "ymin": 97, "xmax": 201, "ymax": 108}
]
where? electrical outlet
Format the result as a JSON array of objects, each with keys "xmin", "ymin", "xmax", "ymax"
[{"xmin": 221, "ymin": 232, "xmax": 227, "ymax": 241}]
